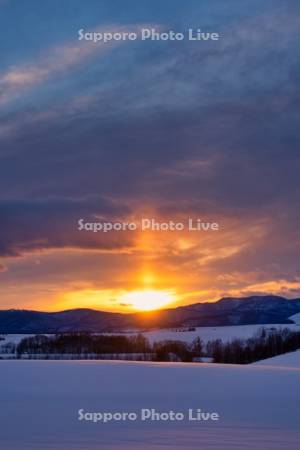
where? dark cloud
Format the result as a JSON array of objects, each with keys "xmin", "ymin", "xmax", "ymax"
[
  {"xmin": 0, "ymin": 5, "xmax": 299, "ymax": 215},
  {"xmin": 0, "ymin": 198, "xmax": 134, "ymax": 256}
]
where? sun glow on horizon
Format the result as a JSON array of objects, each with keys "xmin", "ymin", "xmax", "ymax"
[
  {"xmin": 52, "ymin": 267, "xmax": 178, "ymax": 312},
  {"xmin": 120, "ymin": 289, "xmax": 175, "ymax": 311}
]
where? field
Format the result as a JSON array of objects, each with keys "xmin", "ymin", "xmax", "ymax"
[
  {"xmin": 1, "ymin": 353, "xmax": 300, "ymax": 449},
  {"xmin": 134, "ymin": 323, "xmax": 300, "ymax": 344},
  {"xmin": 252, "ymin": 349, "xmax": 300, "ymax": 367}
]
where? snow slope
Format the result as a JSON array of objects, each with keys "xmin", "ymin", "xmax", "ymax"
[
  {"xmin": 289, "ymin": 312, "xmax": 300, "ymax": 324},
  {"xmin": 0, "ymin": 360, "xmax": 299, "ymax": 450},
  {"xmin": 129, "ymin": 323, "xmax": 299, "ymax": 344},
  {"xmin": 253, "ymin": 350, "xmax": 300, "ymax": 368}
]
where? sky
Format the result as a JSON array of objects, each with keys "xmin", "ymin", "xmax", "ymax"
[{"xmin": 0, "ymin": 0, "xmax": 300, "ymax": 312}]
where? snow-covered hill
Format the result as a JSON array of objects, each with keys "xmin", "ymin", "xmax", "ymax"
[
  {"xmin": 0, "ymin": 359, "xmax": 299, "ymax": 449},
  {"xmin": 253, "ymin": 349, "xmax": 300, "ymax": 368},
  {"xmin": 133, "ymin": 323, "xmax": 299, "ymax": 344},
  {"xmin": 289, "ymin": 312, "xmax": 300, "ymax": 325}
]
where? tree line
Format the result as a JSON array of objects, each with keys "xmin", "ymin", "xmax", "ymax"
[
  {"xmin": 16, "ymin": 333, "xmax": 198, "ymax": 361},
  {"xmin": 208, "ymin": 327, "xmax": 300, "ymax": 364},
  {"xmin": 15, "ymin": 327, "xmax": 300, "ymax": 363}
]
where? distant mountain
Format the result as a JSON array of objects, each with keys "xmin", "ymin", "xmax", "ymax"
[{"xmin": 1, "ymin": 295, "xmax": 300, "ymax": 333}]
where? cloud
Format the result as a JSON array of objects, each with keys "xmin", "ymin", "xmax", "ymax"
[
  {"xmin": 0, "ymin": 24, "xmax": 145, "ymax": 106},
  {"xmin": 0, "ymin": 197, "xmax": 135, "ymax": 257},
  {"xmin": 0, "ymin": 2, "xmax": 300, "ymax": 309},
  {"xmin": 226, "ymin": 279, "xmax": 300, "ymax": 299},
  {"xmin": 0, "ymin": 263, "xmax": 7, "ymax": 272}
]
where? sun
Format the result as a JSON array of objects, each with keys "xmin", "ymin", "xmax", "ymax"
[{"xmin": 120, "ymin": 289, "xmax": 175, "ymax": 311}]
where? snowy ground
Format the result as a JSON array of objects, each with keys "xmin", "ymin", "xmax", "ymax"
[
  {"xmin": 136, "ymin": 323, "xmax": 299, "ymax": 344},
  {"xmin": 0, "ymin": 359, "xmax": 299, "ymax": 449},
  {"xmin": 289, "ymin": 312, "xmax": 300, "ymax": 324},
  {"xmin": 252, "ymin": 349, "xmax": 300, "ymax": 368}
]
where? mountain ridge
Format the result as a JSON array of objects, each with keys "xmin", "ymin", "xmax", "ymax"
[{"xmin": 1, "ymin": 295, "xmax": 300, "ymax": 333}]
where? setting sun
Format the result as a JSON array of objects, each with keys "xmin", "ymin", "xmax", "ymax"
[{"xmin": 120, "ymin": 289, "xmax": 175, "ymax": 311}]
